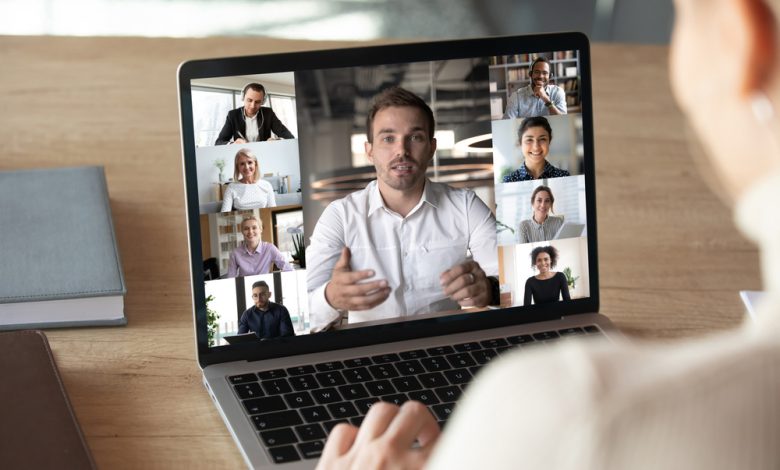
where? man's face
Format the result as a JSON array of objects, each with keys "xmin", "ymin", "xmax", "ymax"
[
  {"xmin": 365, "ymin": 106, "xmax": 436, "ymax": 195},
  {"xmin": 252, "ymin": 286, "xmax": 270, "ymax": 309},
  {"xmin": 530, "ymin": 61, "xmax": 551, "ymax": 89},
  {"xmin": 243, "ymin": 89, "xmax": 265, "ymax": 118}
]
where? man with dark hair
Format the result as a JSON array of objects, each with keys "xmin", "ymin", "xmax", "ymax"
[
  {"xmin": 307, "ymin": 86, "xmax": 499, "ymax": 331},
  {"xmin": 503, "ymin": 56, "xmax": 567, "ymax": 118},
  {"xmin": 214, "ymin": 82, "xmax": 294, "ymax": 145},
  {"xmin": 237, "ymin": 280, "xmax": 295, "ymax": 339}
]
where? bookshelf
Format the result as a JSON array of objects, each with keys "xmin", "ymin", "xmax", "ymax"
[{"xmin": 489, "ymin": 51, "xmax": 581, "ymax": 119}]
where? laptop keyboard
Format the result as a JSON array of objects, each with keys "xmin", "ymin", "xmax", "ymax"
[{"xmin": 228, "ymin": 325, "xmax": 602, "ymax": 464}]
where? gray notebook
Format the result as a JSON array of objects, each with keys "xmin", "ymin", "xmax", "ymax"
[{"xmin": 0, "ymin": 166, "xmax": 127, "ymax": 329}]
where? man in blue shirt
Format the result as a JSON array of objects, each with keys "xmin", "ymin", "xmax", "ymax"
[{"xmin": 237, "ymin": 280, "xmax": 295, "ymax": 339}]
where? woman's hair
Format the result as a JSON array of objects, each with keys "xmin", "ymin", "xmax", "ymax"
[
  {"xmin": 530, "ymin": 245, "xmax": 559, "ymax": 269},
  {"xmin": 518, "ymin": 116, "xmax": 553, "ymax": 142},
  {"xmin": 530, "ymin": 185, "xmax": 555, "ymax": 212},
  {"xmin": 241, "ymin": 215, "xmax": 262, "ymax": 229},
  {"xmin": 233, "ymin": 148, "xmax": 259, "ymax": 183}
]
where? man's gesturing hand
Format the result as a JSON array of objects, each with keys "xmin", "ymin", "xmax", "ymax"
[
  {"xmin": 440, "ymin": 260, "xmax": 491, "ymax": 307},
  {"xmin": 325, "ymin": 247, "xmax": 391, "ymax": 311}
]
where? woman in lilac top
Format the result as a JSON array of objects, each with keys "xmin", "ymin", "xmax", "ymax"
[{"xmin": 227, "ymin": 216, "xmax": 294, "ymax": 277}]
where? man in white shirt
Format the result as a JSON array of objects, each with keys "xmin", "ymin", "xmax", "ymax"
[
  {"xmin": 307, "ymin": 87, "xmax": 499, "ymax": 331},
  {"xmin": 503, "ymin": 56, "xmax": 567, "ymax": 118}
]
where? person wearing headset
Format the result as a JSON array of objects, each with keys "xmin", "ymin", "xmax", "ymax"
[
  {"xmin": 503, "ymin": 56, "xmax": 567, "ymax": 118},
  {"xmin": 214, "ymin": 82, "xmax": 295, "ymax": 145}
]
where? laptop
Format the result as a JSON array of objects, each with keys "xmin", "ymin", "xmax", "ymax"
[{"xmin": 178, "ymin": 33, "xmax": 618, "ymax": 468}]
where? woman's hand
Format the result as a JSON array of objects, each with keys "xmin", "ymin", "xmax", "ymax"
[{"xmin": 316, "ymin": 400, "xmax": 441, "ymax": 470}]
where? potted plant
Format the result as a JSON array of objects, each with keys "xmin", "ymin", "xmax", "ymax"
[
  {"xmin": 205, "ymin": 294, "xmax": 220, "ymax": 347},
  {"xmin": 288, "ymin": 227, "xmax": 306, "ymax": 269},
  {"xmin": 214, "ymin": 159, "xmax": 226, "ymax": 183},
  {"xmin": 562, "ymin": 267, "xmax": 579, "ymax": 290}
]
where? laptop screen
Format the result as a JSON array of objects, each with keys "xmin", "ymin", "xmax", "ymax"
[{"xmin": 179, "ymin": 34, "xmax": 598, "ymax": 361}]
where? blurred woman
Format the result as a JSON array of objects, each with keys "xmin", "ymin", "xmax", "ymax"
[
  {"xmin": 503, "ymin": 116, "xmax": 570, "ymax": 182},
  {"xmin": 227, "ymin": 216, "xmax": 293, "ymax": 277},
  {"xmin": 523, "ymin": 245, "xmax": 570, "ymax": 305},
  {"xmin": 518, "ymin": 185, "xmax": 563, "ymax": 243},
  {"xmin": 220, "ymin": 148, "xmax": 277, "ymax": 212}
]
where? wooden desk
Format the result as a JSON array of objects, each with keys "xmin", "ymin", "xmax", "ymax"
[{"xmin": 0, "ymin": 37, "xmax": 760, "ymax": 468}]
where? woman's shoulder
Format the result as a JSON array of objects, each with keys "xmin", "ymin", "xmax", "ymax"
[{"xmin": 254, "ymin": 179, "xmax": 274, "ymax": 191}]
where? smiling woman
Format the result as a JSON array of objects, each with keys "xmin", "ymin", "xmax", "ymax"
[
  {"xmin": 522, "ymin": 244, "xmax": 570, "ymax": 305},
  {"xmin": 220, "ymin": 148, "xmax": 277, "ymax": 212},
  {"xmin": 502, "ymin": 116, "xmax": 570, "ymax": 182}
]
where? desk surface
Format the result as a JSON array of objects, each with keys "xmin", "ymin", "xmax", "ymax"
[{"xmin": 0, "ymin": 36, "xmax": 760, "ymax": 468}]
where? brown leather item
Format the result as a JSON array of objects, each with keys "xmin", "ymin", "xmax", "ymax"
[{"xmin": 0, "ymin": 330, "xmax": 96, "ymax": 469}]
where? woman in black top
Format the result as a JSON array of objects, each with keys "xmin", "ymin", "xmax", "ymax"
[{"xmin": 523, "ymin": 245, "xmax": 571, "ymax": 305}]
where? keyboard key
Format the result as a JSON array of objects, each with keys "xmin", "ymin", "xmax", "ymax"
[
  {"xmin": 480, "ymin": 338, "xmax": 509, "ymax": 349},
  {"xmin": 496, "ymin": 346, "xmax": 513, "ymax": 354},
  {"xmin": 408, "ymin": 390, "xmax": 440, "ymax": 405},
  {"xmin": 469, "ymin": 366, "xmax": 482, "ymax": 377},
  {"xmin": 284, "ymin": 391, "xmax": 315, "ymax": 408},
  {"xmin": 558, "ymin": 327, "xmax": 585, "ymax": 336},
  {"xmin": 316, "ymin": 371, "xmax": 347, "ymax": 387},
  {"xmin": 343, "ymin": 357, "xmax": 372, "ymax": 368},
  {"xmin": 300, "ymin": 405, "xmax": 331, "ymax": 423},
  {"xmin": 315, "ymin": 361, "xmax": 344, "ymax": 372},
  {"xmin": 420, "ymin": 356, "xmax": 451, "ymax": 372},
  {"xmin": 399, "ymin": 349, "xmax": 428, "ymax": 360},
  {"xmin": 418, "ymin": 372, "xmax": 448, "ymax": 389},
  {"xmin": 338, "ymin": 383, "xmax": 370, "ymax": 400},
  {"xmin": 426, "ymin": 345, "xmax": 455, "ymax": 356},
  {"xmin": 260, "ymin": 428, "xmax": 298, "ymax": 447},
  {"xmin": 243, "ymin": 396, "xmax": 286, "ymax": 415},
  {"xmin": 252, "ymin": 410, "xmax": 303, "ymax": 431},
  {"xmin": 391, "ymin": 376, "xmax": 423, "ymax": 392},
  {"xmin": 584, "ymin": 325, "xmax": 602, "ymax": 334},
  {"xmin": 533, "ymin": 330, "xmax": 560, "ymax": 341},
  {"xmin": 327, "ymin": 402, "xmax": 359, "ymax": 419},
  {"xmin": 295, "ymin": 423, "xmax": 326, "ymax": 441},
  {"xmin": 228, "ymin": 373, "xmax": 257, "ymax": 385},
  {"xmin": 268, "ymin": 445, "xmax": 300, "ymax": 463},
  {"xmin": 454, "ymin": 342, "xmax": 482, "ymax": 352},
  {"xmin": 445, "ymin": 353, "xmax": 476, "ymax": 369},
  {"xmin": 311, "ymin": 387, "xmax": 343, "ymax": 404},
  {"xmin": 258, "ymin": 369, "xmax": 287, "ymax": 380},
  {"xmin": 350, "ymin": 416, "xmax": 364, "ymax": 427},
  {"xmin": 355, "ymin": 398, "xmax": 380, "ymax": 414},
  {"xmin": 395, "ymin": 359, "xmax": 425, "ymax": 376},
  {"xmin": 365, "ymin": 380, "xmax": 396, "ymax": 396},
  {"xmin": 434, "ymin": 385, "xmax": 461, "ymax": 402},
  {"xmin": 342, "ymin": 367, "xmax": 372, "ymax": 383},
  {"xmin": 371, "ymin": 353, "xmax": 401, "ymax": 364},
  {"xmin": 369, "ymin": 364, "xmax": 399, "ymax": 379},
  {"xmin": 261, "ymin": 378, "xmax": 292, "ymax": 395},
  {"xmin": 507, "ymin": 334, "xmax": 535, "ymax": 345},
  {"xmin": 323, "ymin": 420, "xmax": 349, "ymax": 433},
  {"xmin": 234, "ymin": 382, "xmax": 264, "ymax": 399},
  {"xmin": 443, "ymin": 368, "xmax": 472, "ymax": 385},
  {"xmin": 298, "ymin": 440, "xmax": 325, "ymax": 459},
  {"xmin": 287, "ymin": 365, "xmax": 316, "ymax": 376},
  {"xmin": 431, "ymin": 403, "xmax": 455, "ymax": 421},
  {"xmin": 289, "ymin": 374, "xmax": 319, "ymax": 391},
  {"xmin": 381, "ymin": 393, "xmax": 409, "ymax": 406},
  {"xmin": 471, "ymin": 349, "xmax": 498, "ymax": 365}
]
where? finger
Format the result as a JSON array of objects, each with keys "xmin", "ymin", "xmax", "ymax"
[
  {"xmin": 441, "ymin": 265, "xmax": 484, "ymax": 297},
  {"xmin": 346, "ymin": 287, "xmax": 391, "ymax": 310},
  {"xmin": 341, "ymin": 279, "xmax": 389, "ymax": 296},
  {"xmin": 383, "ymin": 401, "xmax": 441, "ymax": 449},
  {"xmin": 333, "ymin": 269, "xmax": 380, "ymax": 285},
  {"xmin": 353, "ymin": 401, "xmax": 401, "ymax": 448},
  {"xmin": 332, "ymin": 247, "xmax": 352, "ymax": 272},
  {"xmin": 319, "ymin": 423, "xmax": 358, "ymax": 466},
  {"xmin": 439, "ymin": 260, "xmax": 478, "ymax": 287}
]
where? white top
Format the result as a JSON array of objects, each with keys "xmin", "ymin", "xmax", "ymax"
[
  {"xmin": 220, "ymin": 180, "xmax": 276, "ymax": 212},
  {"xmin": 428, "ymin": 171, "xmax": 780, "ymax": 470},
  {"xmin": 244, "ymin": 112, "xmax": 259, "ymax": 142},
  {"xmin": 307, "ymin": 180, "xmax": 498, "ymax": 331}
]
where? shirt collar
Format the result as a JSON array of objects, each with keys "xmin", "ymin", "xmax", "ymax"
[
  {"xmin": 242, "ymin": 108, "xmax": 258, "ymax": 121},
  {"xmin": 519, "ymin": 161, "xmax": 554, "ymax": 180},
  {"xmin": 367, "ymin": 179, "xmax": 437, "ymax": 217},
  {"xmin": 241, "ymin": 241, "xmax": 261, "ymax": 255}
]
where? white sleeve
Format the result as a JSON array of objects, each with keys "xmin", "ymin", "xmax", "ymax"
[
  {"xmin": 220, "ymin": 185, "xmax": 234, "ymax": 212},
  {"xmin": 553, "ymin": 85, "xmax": 568, "ymax": 114},
  {"xmin": 268, "ymin": 188, "xmax": 277, "ymax": 207},
  {"xmin": 466, "ymin": 192, "xmax": 498, "ymax": 277},
  {"xmin": 306, "ymin": 202, "xmax": 347, "ymax": 331}
]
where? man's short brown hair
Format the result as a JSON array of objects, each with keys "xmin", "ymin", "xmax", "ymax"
[{"xmin": 365, "ymin": 86, "xmax": 435, "ymax": 143}]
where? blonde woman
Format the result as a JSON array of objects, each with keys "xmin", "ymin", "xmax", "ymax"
[{"xmin": 220, "ymin": 148, "xmax": 277, "ymax": 212}]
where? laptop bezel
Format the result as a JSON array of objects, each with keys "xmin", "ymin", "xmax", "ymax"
[{"xmin": 177, "ymin": 33, "xmax": 599, "ymax": 369}]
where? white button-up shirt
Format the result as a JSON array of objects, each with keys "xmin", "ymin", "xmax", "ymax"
[{"xmin": 307, "ymin": 179, "xmax": 498, "ymax": 331}]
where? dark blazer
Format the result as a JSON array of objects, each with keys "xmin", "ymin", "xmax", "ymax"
[{"xmin": 215, "ymin": 107, "xmax": 294, "ymax": 145}]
